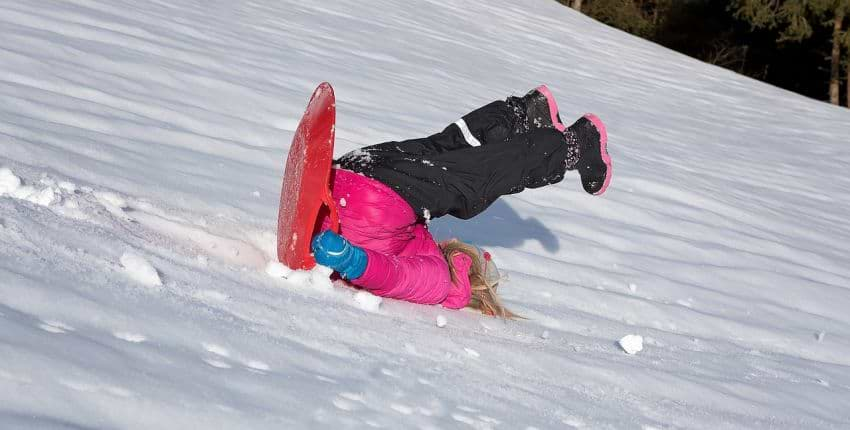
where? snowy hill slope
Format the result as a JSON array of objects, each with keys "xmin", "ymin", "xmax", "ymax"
[{"xmin": 2, "ymin": 0, "xmax": 850, "ymax": 428}]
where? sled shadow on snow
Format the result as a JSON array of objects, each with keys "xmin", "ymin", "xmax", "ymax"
[{"xmin": 429, "ymin": 199, "xmax": 559, "ymax": 253}]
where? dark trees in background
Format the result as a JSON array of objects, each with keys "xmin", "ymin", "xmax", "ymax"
[
  {"xmin": 584, "ymin": 0, "xmax": 669, "ymax": 38},
  {"xmin": 559, "ymin": 0, "xmax": 850, "ymax": 108},
  {"xmin": 572, "ymin": 0, "xmax": 584, "ymax": 12},
  {"xmin": 556, "ymin": 0, "xmax": 584, "ymax": 12},
  {"xmin": 734, "ymin": 0, "xmax": 849, "ymax": 106}
]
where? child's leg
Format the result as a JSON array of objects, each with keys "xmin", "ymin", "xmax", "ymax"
[
  {"xmin": 336, "ymin": 98, "xmax": 525, "ymax": 171},
  {"xmin": 335, "ymin": 88, "xmax": 582, "ymax": 220},
  {"xmin": 450, "ymin": 99, "xmax": 528, "ymax": 147},
  {"xmin": 457, "ymin": 85, "xmax": 566, "ymax": 144},
  {"xmin": 339, "ymin": 130, "xmax": 571, "ymax": 220},
  {"xmin": 338, "ymin": 90, "xmax": 544, "ymax": 168}
]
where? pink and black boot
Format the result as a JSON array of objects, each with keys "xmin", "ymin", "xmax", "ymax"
[
  {"xmin": 565, "ymin": 114, "xmax": 612, "ymax": 195},
  {"xmin": 519, "ymin": 85, "xmax": 612, "ymax": 195},
  {"xmin": 519, "ymin": 85, "xmax": 567, "ymax": 132}
]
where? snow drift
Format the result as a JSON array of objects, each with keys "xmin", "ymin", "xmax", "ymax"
[{"xmin": 1, "ymin": 0, "xmax": 850, "ymax": 428}]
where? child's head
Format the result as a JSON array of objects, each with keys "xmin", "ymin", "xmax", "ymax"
[{"xmin": 439, "ymin": 239, "xmax": 520, "ymax": 319}]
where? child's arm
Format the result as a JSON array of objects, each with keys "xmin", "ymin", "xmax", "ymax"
[
  {"xmin": 312, "ymin": 228, "xmax": 471, "ymax": 308},
  {"xmin": 353, "ymin": 251, "xmax": 456, "ymax": 306}
]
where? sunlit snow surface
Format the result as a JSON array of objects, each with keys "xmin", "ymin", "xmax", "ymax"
[{"xmin": 2, "ymin": 0, "xmax": 850, "ymax": 428}]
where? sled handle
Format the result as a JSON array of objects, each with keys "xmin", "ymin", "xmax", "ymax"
[{"xmin": 322, "ymin": 185, "xmax": 340, "ymax": 233}]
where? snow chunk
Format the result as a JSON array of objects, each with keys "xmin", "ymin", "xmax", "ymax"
[
  {"xmin": 353, "ymin": 290, "xmax": 382, "ymax": 312},
  {"xmin": 202, "ymin": 342, "xmax": 230, "ymax": 357},
  {"xmin": 307, "ymin": 265, "xmax": 334, "ymax": 292},
  {"xmin": 39, "ymin": 320, "xmax": 75, "ymax": 334},
  {"xmin": 16, "ymin": 187, "xmax": 55, "ymax": 206},
  {"xmin": 285, "ymin": 269, "xmax": 312, "ymax": 285},
  {"xmin": 0, "ymin": 168, "xmax": 22, "ymax": 195},
  {"xmin": 25, "ymin": 187, "xmax": 56, "ymax": 206},
  {"xmin": 58, "ymin": 181, "xmax": 77, "ymax": 193},
  {"xmin": 0, "ymin": 169, "xmax": 56, "ymax": 206},
  {"xmin": 245, "ymin": 360, "xmax": 270, "ymax": 372},
  {"xmin": 94, "ymin": 191, "xmax": 127, "ymax": 208},
  {"xmin": 95, "ymin": 191, "xmax": 129, "ymax": 219},
  {"xmin": 265, "ymin": 261, "xmax": 293, "ymax": 278},
  {"xmin": 436, "ymin": 315, "xmax": 448, "ymax": 328},
  {"xmin": 113, "ymin": 331, "xmax": 147, "ymax": 343},
  {"xmin": 618, "ymin": 335, "xmax": 644, "ymax": 355},
  {"xmin": 120, "ymin": 251, "xmax": 162, "ymax": 287},
  {"xmin": 203, "ymin": 358, "xmax": 231, "ymax": 369}
]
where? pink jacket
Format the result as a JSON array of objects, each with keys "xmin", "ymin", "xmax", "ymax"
[{"xmin": 320, "ymin": 169, "xmax": 472, "ymax": 309}]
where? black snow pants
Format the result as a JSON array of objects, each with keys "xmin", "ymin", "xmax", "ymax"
[{"xmin": 336, "ymin": 98, "xmax": 571, "ymax": 221}]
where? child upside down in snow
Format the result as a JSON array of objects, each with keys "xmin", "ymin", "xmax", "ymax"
[{"xmin": 311, "ymin": 86, "xmax": 612, "ymax": 318}]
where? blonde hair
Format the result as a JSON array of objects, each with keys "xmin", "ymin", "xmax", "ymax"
[{"xmin": 440, "ymin": 240, "xmax": 521, "ymax": 319}]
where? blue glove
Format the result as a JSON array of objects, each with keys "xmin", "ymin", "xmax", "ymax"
[{"xmin": 311, "ymin": 230, "xmax": 367, "ymax": 280}]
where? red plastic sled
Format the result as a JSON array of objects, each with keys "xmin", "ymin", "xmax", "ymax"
[{"xmin": 277, "ymin": 82, "xmax": 340, "ymax": 269}]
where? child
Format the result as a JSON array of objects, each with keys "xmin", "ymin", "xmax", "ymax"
[{"xmin": 311, "ymin": 86, "xmax": 611, "ymax": 318}]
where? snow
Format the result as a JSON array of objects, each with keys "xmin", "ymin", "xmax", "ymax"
[
  {"xmin": 1, "ymin": 0, "xmax": 850, "ymax": 429},
  {"xmin": 264, "ymin": 260, "xmax": 293, "ymax": 278},
  {"xmin": 93, "ymin": 191, "xmax": 127, "ymax": 209},
  {"xmin": 119, "ymin": 251, "xmax": 163, "ymax": 288},
  {"xmin": 618, "ymin": 334, "xmax": 644, "ymax": 355},
  {"xmin": 308, "ymin": 265, "xmax": 335, "ymax": 292},
  {"xmin": 0, "ymin": 168, "xmax": 21, "ymax": 195},
  {"xmin": 0, "ymin": 167, "xmax": 57, "ymax": 206},
  {"xmin": 436, "ymin": 314, "xmax": 448, "ymax": 328},
  {"xmin": 353, "ymin": 290, "xmax": 383, "ymax": 312},
  {"xmin": 112, "ymin": 331, "xmax": 147, "ymax": 343},
  {"xmin": 58, "ymin": 181, "xmax": 77, "ymax": 194},
  {"xmin": 38, "ymin": 320, "xmax": 75, "ymax": 335}
]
